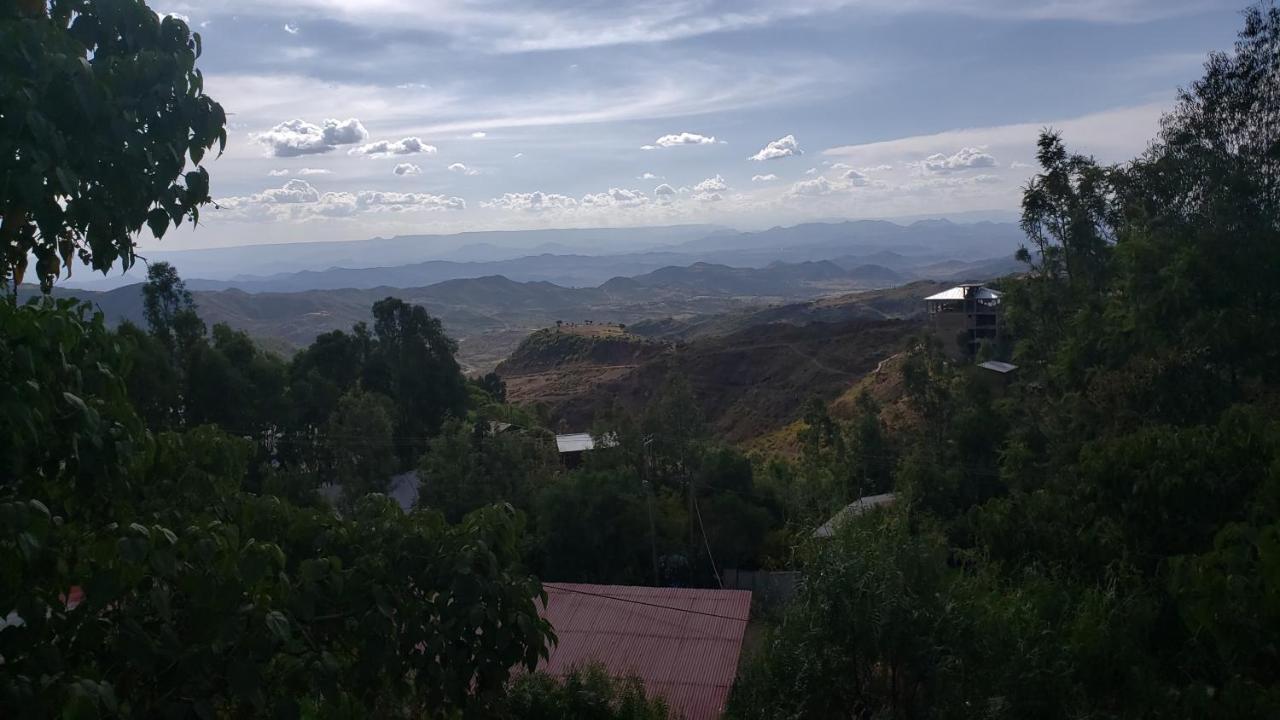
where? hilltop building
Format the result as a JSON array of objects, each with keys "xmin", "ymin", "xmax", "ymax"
[
  {"xmin": 924, "ymin": 284, "xmax": 1003, "ymax": 360},
  {"xmin": 554, "ymin": 432, "xmax": 617, "ymax": 468}
]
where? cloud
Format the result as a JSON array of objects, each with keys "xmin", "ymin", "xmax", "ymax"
[
  {"xmin": 448, "ymin": 162, "xmax": 480, "ymax": 175},
  {"xmin": 638, "ymin": 172, "xmax": 662, "ymax": 180},
  {"xmin": 752, "ymin": 174, "xmax": 778, "ymax": 182},
  {"xmin": 693, "ymin": 174, "xmax": 728, "ymax": 195},
  {"xmin": 218, "ymin": 180, "xmax": 464, "ymax": 220},
  {"xmin": 268, "ymin": 167, "xmax": 331, "ymax": 176},
  {"xmin": 258, "ymin": 178, "xmax": 320, "ymax": 203},
  {"xmin": 512, "ymin": 152, "xmax": 524, "ymax": 159},
  {"xmin": 1010, "ymin": 161, "xmax": 1033, "ymax": 169},
  {"xmin": 284, "ymin": 22, "xmax": 299, "ymax": 34},
  {"xmin": 581, "ymin": 188, "xmax": 649, "ymax": 208},
  {"xmin": 648, "ymin": 132, "xmax": 717, "ymax": 149},
  {"xmin": 750, "ymin": 134, "xmax": 801, "ymax": 161},
  {"xmin": 829, "ymin": 162, "xmax": 851, "ymax": 170},
  {"xmin": 654, "ymin": 183, "xmax": 677, "ymax": 201},
  {"xmin": 918, "ymin": 146, "xmax": 998, "ymax": 173},
  {"xmin": 393, "ymin": 163, "xmax": 422, "ymax": 176},
  {"xmin": 786, "ymin": 176, "xmax": 840, "ymax": 197},
  {"xmin": 254, "ymin": 117, "xmax": 368, "ymax": 157},
  {"xmin": 350, "ymin": 137, "xmax": 437, "ymax": 157},
  {"xmin": 481, "ymin": 191, "xmax": 579, "ymax": 212},
  {"xmin": 842, "ymin": 168, "xmax": 869, "ymax": 186},
  {"xmin": 471, "ymin": 131, "xmax": 487, "ymax": 138},
  {"xmin": 862, "ymin": 164, "xmax": 893, "ymax": 172},
  {"xmin": 804, "ymin": 167, "xmax": 818, "ymax": 174}
]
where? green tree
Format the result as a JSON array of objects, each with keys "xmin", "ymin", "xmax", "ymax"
[
  {"xmin": 1, "ymin": 0, "xmax": 226, "ymax": 291},
  {"xmin": 418, "ymin": 418, "xmax": 557, "ymax": 523},
  {"xmin": 327, "ymin": 388, "xmax": 397, "ymax": 503},
  {"xmin": 364, "ymin": 297, "xmax": 468, "ymax": 464},
  {"xmin": 1, "ymin": 297, "xmax": 554, "ymax": 718},
  {"xmin": 499, "ymin": 665, "xmax": 670, "ymax": 720}
]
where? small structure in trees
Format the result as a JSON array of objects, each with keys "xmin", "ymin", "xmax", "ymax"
[
  {"xmin": 924, "ymin": 284, "xmax": 1002, "ymax": 360},
  {"xmin": 812, "ymin": 492, "xmax": 898, "ymax": 539},
  {"xmin": 538, "ymin": 583, "xmax": 752, "ymax": 720},
  {"xmin": 554, "ymin": 432, "xmax": 616, "ymax": 468}
]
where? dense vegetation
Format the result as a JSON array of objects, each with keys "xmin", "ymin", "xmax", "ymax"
[
  {"xmin": 6, "ymin": 1, "xmax": 1280, "ymax": 718},
  {"xmin": 728, "ymin": 6, "xmax": 1280, "ymax": 718}
]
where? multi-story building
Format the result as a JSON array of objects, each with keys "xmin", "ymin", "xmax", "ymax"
[{"xmin": 925, "ymin": 284, "xmax": 1002, "ymax": 359}]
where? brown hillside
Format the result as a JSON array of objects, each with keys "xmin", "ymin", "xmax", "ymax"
[{"xmin": 536, "ymin": 317, "xmax": 919, "ymax": 442}]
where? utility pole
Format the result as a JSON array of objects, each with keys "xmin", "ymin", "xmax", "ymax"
[{"xmin": 643, "ymin": 436, "xmax": 660, "ymax": 586}]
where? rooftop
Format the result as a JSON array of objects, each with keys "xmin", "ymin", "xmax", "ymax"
[
  {"xmin": 539, "ymin": 583, "xmax": 752, "ymax": 720},
  {"xmin": 978, "ymin": 360, "xmax": 1018, "ymax": 374},
  {"xmin": 924, "ymin": 285, "xmax": 1002, "ymax": 302},
  {"xmin": 555, "ymin": 432, "xmax": 597, "ymax": 453},
  {"xmin": 813, "ymin": 492, "xmax": 898, "ymax": 538}
]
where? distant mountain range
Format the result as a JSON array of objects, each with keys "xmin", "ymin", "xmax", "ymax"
[{"xmin": 64, "ymin": 218, "xmax": 1025, "ymax": 293}]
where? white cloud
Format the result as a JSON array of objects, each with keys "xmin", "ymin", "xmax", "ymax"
[
  {"xmin": 1010, "ymin": 161, "xmax": 1033, "ymax": 169},
  {"xmin": 218, "ymin": 180, "xmax": 464, "ymax": 220},
  {"xmin": 268, "ymin": 167, "xmax": 331, "ymax": 176},
  {"xmin": 284, "ymin": 22, "xmax": 299, "ymax": 34},
  {"xmin": 786, "ymin": 176, "xmax": 840, "ymax": 197},
  {"xmin": 693, "ymin": 174, "xmax": 728, "ymax": 195},
  {"xmin": 448, "ymin": 162, "xmax": 480, "ymax": 175},
  {"xmin": 254, "ymin": 117, "xmax": 368, "ymax": 157},
  {"xmin": 822, "ymin": 103, "xmax": 1166, "ymax": 169},
  {"xmin": 750, "ymin": 134, "xmax": 801, "ymax": 161},
  {"xmin": 471, "ymin": 131, "xmax": 487, "ymax": 138},
  {"xmin": 581, "ymin": 188, "xmax": 649, "ymax": 208},
  {"xmin": 350, "ymin": 137, "xmax": 437, "ymax": 157},
  {"xmin": 648, "ymin": 132, "xmax": 717, "ymax": 149},
  {"xmin": 176, "ymin": 1, "xmax": 1208, "ymax": 55},
  {"xmin": 393, "ymin": 163, "xmax": 422, "ymax": 176},
  {"xmin": 258, "ymin": 178, "xmax": 320, "ymax": 203},
  {"xmin": 512, "ymin": 152, "xmax": 524, "ymax": 159},
  {"xmin": 829, "ymin": 162, "xmax": 851, "ymax": 170},
  {"xmin": 842, "ymin": 168, "xmax": 869, "ymax": 186},
  {"xmin": 918, "ymin": 146, "xmax": 998, "ymax": 173},
  {"xmin": 804, "ymin": 167, "xmax": 818, "ymax": 174},
  {"xmin": 638, "ymin": 172, "xmax": 661, "ymax": 180},
  {"xmin": 862, "ymin": 164, "xmax": 893, "ymax": 172},
  {"xmin": 654, "ymin": 183, "xmax": 677, "ymax": 201},
  {"xmin": 752, "ymin": 174, "xmax": 778, "ymax": 182},
  {"xmin": 481, "ymin": 191, "xmax": 579, "ymax": 212}
]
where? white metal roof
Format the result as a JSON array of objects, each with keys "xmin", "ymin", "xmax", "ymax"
[
  {"xmin": 813, "ymin": 493, "xmax": 898, "ymax": 538},
  {"xmin": 978, "ymin": 360, "xmax": 1018, "ymax": 374},
  {"xmin": 924, "ymin": 285, "xmax": 1002, "ymax": 301},
  {"xmin": 556, "ymin": 433, "xmax": 596, "ymax": 453}
]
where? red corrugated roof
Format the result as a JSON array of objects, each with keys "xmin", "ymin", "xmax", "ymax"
[{"xmin": 539, "ymin": 583, "xmax": 752, "ymax": 720}]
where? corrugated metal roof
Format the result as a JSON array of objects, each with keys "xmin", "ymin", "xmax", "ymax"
[
  {"xmin": 924, "ymin": 285, "xmax": 1002, "ymax": 301},
  {"xmin": 555, "ymin": 433, "xmax": 596, "ymax": 453},
  {"xmin": 539, "ymin": 583, "xmax": 752, "ymax": 720},
  {"xmin": 978, "ymin": 360, "xmax": 1018, "ymax": 374},
  {"xmin": 813, "ymin": 492, "xmax": 898, "ymax": 538}
]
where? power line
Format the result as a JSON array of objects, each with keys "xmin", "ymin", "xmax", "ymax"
[
  {"xmin": 692, "ymin": 494, "xmax": 723, "ymax": 589},
  {"xmin": 544, "ymin": 583, "xmax": 747, "ymax": 623}
]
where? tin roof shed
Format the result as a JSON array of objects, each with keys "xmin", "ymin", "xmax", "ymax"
[{"xmin": 538, "ymin": 583, "xmax": 752, "ymax": 720}]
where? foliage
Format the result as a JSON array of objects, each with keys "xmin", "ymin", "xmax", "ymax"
[
  {"xmin": 418, "ymin": 418, "xmax": 557, "ymax": 523},
  {"xmin": 498, "ymin": 665, "xmax": 670, "ymax": 720},
  {"xmin": 0, "ymin": 296, "xmax": 554, "ymax": 719},
  {"xmin": 0, "ymin": 0, "xmax": 226, "ymax": 290},
  {"xmin": 327, "ymin": 389, "xmax": 397, "ymax": 504},
  {"xmin": 732, "ymin": 7, "xmax": 1280, "ymax": 718}
]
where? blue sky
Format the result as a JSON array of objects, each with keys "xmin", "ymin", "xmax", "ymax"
[{"xmin": 154, "ymin": 0, "xmax": 1243, "ymax": 249}]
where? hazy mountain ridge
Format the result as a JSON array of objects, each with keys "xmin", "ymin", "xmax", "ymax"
[{"xmin": 65, "ymin": 219, "xmax": 1025, "ymax": 293}]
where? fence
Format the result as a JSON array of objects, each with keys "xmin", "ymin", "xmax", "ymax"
[{"xmin": 721, "ymin": 569, "xmax": 800, "ymax": 607}]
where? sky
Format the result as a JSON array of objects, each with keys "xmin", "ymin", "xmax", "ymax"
[{"xmin": 152, "ymin": 0, "xmax": 1245, "ymax": 249}]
